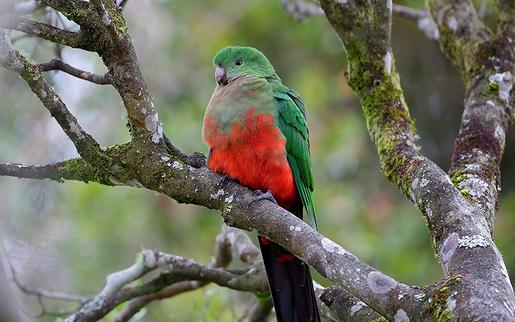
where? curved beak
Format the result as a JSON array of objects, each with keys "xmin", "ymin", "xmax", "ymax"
[{"xmin": 215, "ymin": 65, "xmax": 228, "ymax": 86}]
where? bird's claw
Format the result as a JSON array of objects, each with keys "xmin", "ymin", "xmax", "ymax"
[
  {"xmin": 217, "ymin": 174, "xmax": 230, "ymax": 188},
  {"xmin": 187, "ymin": 151, "xmax": 207, "ymax": 168},
  {"xmin": 250, "ymin": 190, "xmax": 277, "ymax": 205}
]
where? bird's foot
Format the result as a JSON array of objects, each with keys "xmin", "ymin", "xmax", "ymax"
[
  {"xmin": 217, "ymin": 174, "xmax": 230, "ymax": 188},
  {"xmin": 250, "ymin": 190, "xmax": 277, "ymax": 205},
  {"xmin": 187, "ymin": 151, "xmax": 207, "ymax": 168}
]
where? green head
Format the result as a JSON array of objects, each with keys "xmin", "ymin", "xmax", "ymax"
[{"xmin": 212, "ymin": 46, "xmax": 277, "ymax": 86}]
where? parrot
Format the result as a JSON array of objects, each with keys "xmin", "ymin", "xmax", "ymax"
[{"xmin": 202, "ymin": 46, "xmax": 320, "ymax": 322}]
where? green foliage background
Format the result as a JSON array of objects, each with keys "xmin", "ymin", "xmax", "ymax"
[{"xmin": 0, "ymin": 0, "xmax": 514, "ymax": 321}]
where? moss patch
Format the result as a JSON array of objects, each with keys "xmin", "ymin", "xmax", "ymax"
[{"xmin": 427, "ymin": 275, "xmax": 462, "ymax": 321}]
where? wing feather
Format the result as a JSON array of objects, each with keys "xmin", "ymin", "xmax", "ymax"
[{"xmin": 273, "ymin": 86, "xmax": 317, "ymax": 229}]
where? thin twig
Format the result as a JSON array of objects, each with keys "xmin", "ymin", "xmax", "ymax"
[
  {"xmin": 5, "ymin": 251, "xmax": 89, "ymax": 318},
  {"xmin": 114, "ymin": 226, "xmax": 259, "ymax": 322},
  {"xmin": 38, "ymin": 59, "xmax": 112, "ymax": 85},
  {"xmin": 113, "ymin": 281, "xmax": 206, "ymax": 322}
]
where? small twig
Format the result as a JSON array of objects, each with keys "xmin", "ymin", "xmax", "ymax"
[
  {"xmin": 280, "ymin": 0, "xmax": 324, "ymax": 21},
  {"xmin": 478, "ymin": 0, "xmax": 488, "ymax": 19},
  {"xmin": 219, "ymin": 225, "xmax": 261, "ymax": 265},
  {"xmin": 113, "ymin": 281, "xmax": 206, "ymax": 322},
  {"xmin": 5, "ymin": 251, "xmax": 89, "ymax": 318},
  {"xmin": 392, "ymin": 4, "xmax": 439, "ymax": 40},
  {"xmin": 392, "ymin": 4, "xmax": 427, "ymax": 20},
  {"xmin": 38, "ymin": 59, "xmax": 112, "ymax": 85},
  {"xmin": 114, "ymin": 225, "xmax": 259, "ymax": 322},
  {"xmin": 164, "ymin": 134, "xmax": 207, "ymax": 168},
  {"xmin": 239, "ymin": 296, "xmax": 273, "ymax": 322}
]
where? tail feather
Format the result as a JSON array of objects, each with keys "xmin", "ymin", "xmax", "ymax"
[{"xmin": 258, "ymin": 201, "xmax": 320, "ymax": 322}]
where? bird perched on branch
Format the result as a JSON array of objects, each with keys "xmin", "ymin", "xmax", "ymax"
[{"xmin": 203, "ymin": 46, "xmax": 320, "ymax": 322}]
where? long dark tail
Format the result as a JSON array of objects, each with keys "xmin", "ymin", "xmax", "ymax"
[{"xmin": 258, "ymin": 202, "xmax": 320, "ymax": 322}]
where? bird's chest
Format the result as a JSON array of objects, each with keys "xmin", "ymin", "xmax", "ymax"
[
  {"xmin": 204, "ymin": 107, "xmax": 288, "ymax": 177},
  {"xmin": 203, "ymin": 104, "xmax": 296, "ymax": 207}
]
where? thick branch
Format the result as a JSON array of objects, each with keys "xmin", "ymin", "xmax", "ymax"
[
  {"xmin": 143, "ymin": 162, "xmax": 427, "ymax": 320},
  {"xmin": 428, "ymin": 1, "xmax": 514, "ymax": 228},
  {"xmin": 320, "ymin": 0, "xmax": 514, "ymax": 320},
  {"xmin": 427, "ymin": 0, "xmax": 491, "ymax": 80},
  {"xmin": 80, "ymin": 0, "xmax": 165, "ymax": 147},
  {"xmin": 38, "ymin": 59, "xmax": 111, "ymax": 85},
  {"xmin": 0, "ymin": 14, "xmax": 90, "ymax": 49}
]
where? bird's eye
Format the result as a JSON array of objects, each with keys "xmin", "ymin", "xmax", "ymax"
[{"xmin": 235, "ymin": 59, "xmax": 243, "ymax": 66}]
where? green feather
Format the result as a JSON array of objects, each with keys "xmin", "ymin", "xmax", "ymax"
[{"xmin": 273, "ymin": 84, "xmax": 317, "ymax": 230}]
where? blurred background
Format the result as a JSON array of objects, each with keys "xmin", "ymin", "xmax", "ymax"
[{"xmin": 0, "ymin": 0, "xmax": 513, "ymax": 321}]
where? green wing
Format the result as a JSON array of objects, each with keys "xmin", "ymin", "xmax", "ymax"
[{"xmin": 273, "ymin": 85, "xmax": 317, "ymax": 230}]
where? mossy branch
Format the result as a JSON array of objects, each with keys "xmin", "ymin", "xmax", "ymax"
[
  {"xmin": 427, "ymin": 0, "xmax": 491, "ymax": 82},
  {"xmin": 321, "ymin": 0, "xmax": 515, "ymax": 320},
  {"xmin": 428, "ymin": 0, "xmax": 514, "ymax": 228},
  {"xmin": 0, "ymin": 159, "xmax": 110, "ymax": 184}
]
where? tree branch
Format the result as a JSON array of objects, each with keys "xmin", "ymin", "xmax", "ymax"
[
  {"xmin": 279, "ymin": 0, "xmax": 324, "ymax": 21},
  {"xmin": 427, "ymin": 0, "xmax": 514, "ymax": 229},
  {"xmin": 113, "ymin": 281, "xmax": 206, "ymax": 322},
  {"xmin": 320, "ymin": 0, "xmax": 514, "ymax": 320},
  {"xmin": 0, "ymin": 159, "xmax": 105, "ymax": 184},
  {"xmin": 105, "ymin": 226, "xmax": 259, "ymax": 322},
  {"xmin": 38, "ymin": 0, "xmax": 95, "ymax": 27},
  {"xmin": 393, "ymin": 4, "xmax": 439, "ymax": 40},
  {"xmin": 239, "ymin": 296, "xmax": 273, "ymax": 322},
  {"xmin": 64, "ymin": 250, "xmax": 269, "ymax": 322},
  {"xmin": 278, "ymin": 1, "xmax": 439, "ymax": 39},
  {"xmin": 0, "ymin": 32, "xmax": 104, "ymax": 161},
  {"xmin": 0, "ymin": 14, "xmax": 90, "ymax": 49},
  {"xmin": 319, "ymin": 285, "xmax": 382, "ymax": 322},
  {"xmin": 427, "ymin": 0, "xmax": 491, "ymax": 80},
  {"xmin": 38, "ymin": 59, "xmax": 111, "ymax": 85}
]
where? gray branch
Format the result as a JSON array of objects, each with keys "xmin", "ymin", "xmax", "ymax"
[
  {"xmin": 0, "ymin": 14, "xmax": 90, "ymax": 49},
  {"xmin": 320, "ymin": 0, "xmax": 514, "ymax": 320},
  {"xmin": 38, "ymin": 59, "xmax": 111, "ymax": 85},
  {"xmin": 0, "ymin": 160, "xmax": 102, "ymax": 183},
  {"xmin": 429, "ymin": 0, "xmax": 514, "ymax": 229},
  {"xmin": 104, "ymin": 226, "xmax": 261, "ymax": 322},
  {"xmin": 0, "ymin": 32, "xmax": 105, "ymax": 163},
  {"xmin": 279, "ymin": 0, "xmax": 439, "ymax": 39}
]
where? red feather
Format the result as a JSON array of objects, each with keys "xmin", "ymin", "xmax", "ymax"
[{"xmin": 204, "ymin": 107, "xmax": 298, "ymax": 208}]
